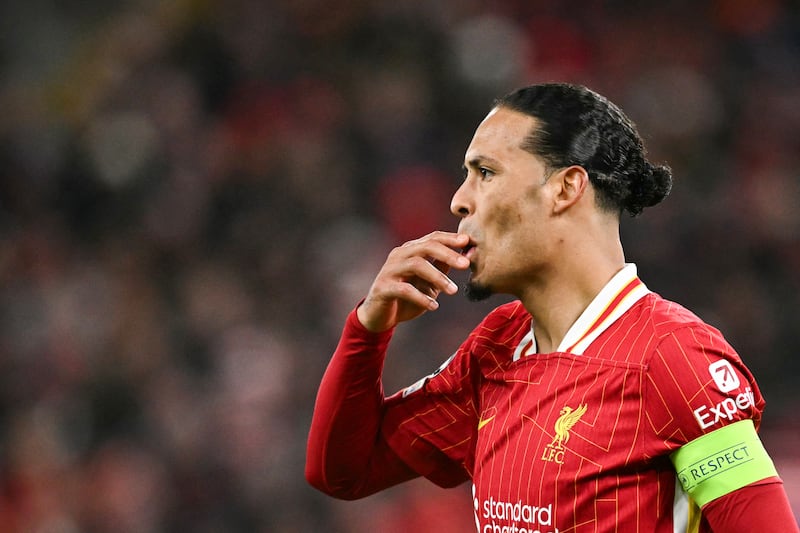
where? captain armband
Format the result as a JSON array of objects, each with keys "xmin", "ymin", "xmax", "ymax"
[{"xmin": 670, "ymin": 419, "xmax": 778, "ymax": 507}]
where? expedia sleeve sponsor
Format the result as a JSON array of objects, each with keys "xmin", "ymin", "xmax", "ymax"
[
  {"xmin": 670, "ymin": 419, "xmax": 778, "ymax": 507},
  {"xmin": 693, "ymin": 386, "xmax": 755, "ymax": 429}
]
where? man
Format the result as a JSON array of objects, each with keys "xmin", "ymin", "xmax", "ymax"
[{"xmin": 306, "ymin": 83, "xmax": 798, "ymax": 531}]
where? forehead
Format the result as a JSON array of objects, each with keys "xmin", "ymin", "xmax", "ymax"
[{"xmin": 464, "ymin": 107, "xmax": 539, "ymax": 164}]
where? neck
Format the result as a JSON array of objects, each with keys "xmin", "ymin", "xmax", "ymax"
[{"xmin": 519, "ymin": 240, "xmax": 625, "ymax": 355}]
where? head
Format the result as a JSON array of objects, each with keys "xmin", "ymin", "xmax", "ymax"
[
  {"xmin": 494, "ymin": 83, "xmax": 672, "ymax": 218},
  {"xmin": 453, "ymin": 83, "xmax": 672, "ymax": 301}
]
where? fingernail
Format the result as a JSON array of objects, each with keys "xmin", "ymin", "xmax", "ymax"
[{"xmin": 448, "ymin": 279, "xmax": 458, "ymax": 293}]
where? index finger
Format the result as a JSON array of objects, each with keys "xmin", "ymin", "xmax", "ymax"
[
  {"xmin": 404, "ymin": 230, "xmax": 466, "ymax": 245},
  {"xmin": 405, "ymin": 231, "xmax": 470, "ymax": 270}
]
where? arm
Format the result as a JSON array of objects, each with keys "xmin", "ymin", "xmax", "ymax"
[
  {"xmin": 669, "ymin": 420, "xmax": 798, "ymax": 531},
  {"xmin": 305, "ymin": 231, "xmax": 470, "ymax": 499},
  {"xmin": 703, "ymin": 477, "xmax": 799, "ymax": 532},
  {"xmin": 305, "ymin": 309, "xmax": 417, "ymax": 499},
  {"xmin": 645, "ymin": 326, "xmax": 798, "ymax": 529}
]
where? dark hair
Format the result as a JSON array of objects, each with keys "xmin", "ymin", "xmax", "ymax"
[{"xmin": 494, "ymin": 83, "xmax": 672, "ymax": 217}]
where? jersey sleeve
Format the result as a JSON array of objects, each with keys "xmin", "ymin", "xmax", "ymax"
[
  {"xmin": 308, "ymin": 302, "xmax": 496, "ymax": 495},
  {"xmin": 641, "ymin": 322, "xmax": 789, "ymax": 515},
  {"xmin": 306, "ymin": 308, "xmax": 419, "ymax": 499},
  {"xmin": 702, "ymin": 478, "xmax": 800, "ymax": 532},
  {"xmin": 380, "ymin": 327, "xmax": 481, "ymax": 488},
  {"xmin": 643, "ymin": 323, "xmax": 764, "ymax": 455}
]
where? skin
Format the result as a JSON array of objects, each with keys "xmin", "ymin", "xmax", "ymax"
[{"xmin": 358, "ymin": 107, "xmax": 626, "ymax": 354}]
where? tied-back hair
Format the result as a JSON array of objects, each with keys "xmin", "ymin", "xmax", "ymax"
[{"xmin": 495, "ymin": 83, "xmax": 673, "ymax": 217}]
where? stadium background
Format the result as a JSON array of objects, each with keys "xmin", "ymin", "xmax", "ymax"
[{"xmin": 0, "ymin": 0, "xmax": 798, "ymax": 531}]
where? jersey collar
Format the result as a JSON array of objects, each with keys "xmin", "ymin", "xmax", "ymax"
[{"xmin": 514, "ymin": 264, "xmax": 651, "ymax": 360}]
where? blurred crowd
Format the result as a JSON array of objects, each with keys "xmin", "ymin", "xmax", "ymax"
[{"xmin": 0, "ymin": 0, "xmax": 798, "ymax": 531}]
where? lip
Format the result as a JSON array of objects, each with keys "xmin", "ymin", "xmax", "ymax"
[{"xmin": 460, "ymin": 239, "xmax": 477, "ymax": 261}]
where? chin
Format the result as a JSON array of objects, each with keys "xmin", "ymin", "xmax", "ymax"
[{"xmin": 465, "ymin": 279, "xmax": 493, "ymax": 302}]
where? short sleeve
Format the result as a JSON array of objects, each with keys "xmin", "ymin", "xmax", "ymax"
[{"xmin": 642, "ymin": 324, "xmax": 765, "ymax": 457}]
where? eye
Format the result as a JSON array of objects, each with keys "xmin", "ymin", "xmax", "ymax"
[{"xmin": 479, "ymin": 167, "xmax": 494, "ymax": 180}]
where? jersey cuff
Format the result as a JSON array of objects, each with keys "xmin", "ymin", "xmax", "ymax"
[{"xmin": 670, "ymin": 419, "xmax": 778, "ymax": 507}]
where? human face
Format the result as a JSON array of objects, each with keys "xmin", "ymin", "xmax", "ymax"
[{"xmin": 451, "ymin": 107, "xmax": 556, "ymax": 300}]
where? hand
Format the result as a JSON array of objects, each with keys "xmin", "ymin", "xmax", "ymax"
[{"xmin": 357, "ymin": 231, "xmax": 471, "ymax": 332}]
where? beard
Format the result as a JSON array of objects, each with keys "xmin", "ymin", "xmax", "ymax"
[{"xmin": 464, "ymin": 274, "xmax": 493, "ymax": 302}]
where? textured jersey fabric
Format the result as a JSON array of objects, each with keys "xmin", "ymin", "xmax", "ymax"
[{"xmin": 381, "ymin": 265, "xmax": 765, "ymax": 532}]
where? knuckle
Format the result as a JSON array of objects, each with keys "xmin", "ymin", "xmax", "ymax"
[
  {"xmin": 408, "ymin": 256, "xmax": 429, "ymax": 269},
  {"xmin": 401, "ymin": 235, "xmax": 424, "ymax": 248},
  {"xmin": 395, "ymin": 283, "xmax": 416, "ymax": 299}
]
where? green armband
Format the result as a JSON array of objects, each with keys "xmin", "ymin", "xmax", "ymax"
[{"xmin": 670, "ymin": 419, "xmax": 777, "ymax": 507}]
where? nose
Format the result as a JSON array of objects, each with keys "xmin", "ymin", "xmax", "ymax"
[{"xmin": 450, "ymin": 179, "xmax": 473, "ymax": 218}]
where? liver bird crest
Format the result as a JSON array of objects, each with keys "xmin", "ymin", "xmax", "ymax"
[{"xmin": 551, "ymin": 404, "xmax": 588, "ymax": 448}]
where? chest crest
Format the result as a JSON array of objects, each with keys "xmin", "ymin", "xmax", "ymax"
[{"xmin": 541, "ymin": 404, "xmax": 588, "ymax": 464}]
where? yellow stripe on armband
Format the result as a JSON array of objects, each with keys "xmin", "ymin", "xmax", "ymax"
[{"xmin": 670, "ymin": 419, "xmax": 777, "ymax": 507}]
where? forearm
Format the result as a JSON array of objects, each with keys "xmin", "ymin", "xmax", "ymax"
[{"xmin": 305, "ymin": 308, "xmax": 417, "ymax": 499}]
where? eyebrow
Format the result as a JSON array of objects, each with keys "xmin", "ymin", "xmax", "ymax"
[{"xmin": 463, "ymin": 155, "xmax": 501, "ymax": 172}]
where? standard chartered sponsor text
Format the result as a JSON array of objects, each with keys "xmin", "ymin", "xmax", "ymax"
[{"xmin": 481, "ymin": 498, "xmax": 559, "ymax": 533}]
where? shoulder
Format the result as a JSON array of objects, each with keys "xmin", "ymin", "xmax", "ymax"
[
  {"xmin": 642, "ymin": 292, "xmax": 708, "ymax": 330},
  {"xmin": 483, "ymin": 299, "xmax": 527, "ymax": 318},
  {"xmin": 639, "ymin": 292, "xmax": 730, "ymax": 350},
  {"xmin": 462, "ymin": 300, "xmax": 531, "ymax": 359},
  {"xmin": 631, "ymin": 293, "xmax": 761, "ymax": 399},
  {"xmin": 472, "ymin": 300, "xmax": 530, "ymax": 338},
  {"xmin": 638, "ymin": 294, "xmax": 765, "ymax": 442},
  {"xmin": 395, "ymin": 302, "xmax": 529, "ymax": 398},
  {"xmin": 636, "ymin": 292, "xmax": 752, "ymax": 381},
  {"xmin": 600, "ymin": 292, "xmax": 732, "ymax": 367}
]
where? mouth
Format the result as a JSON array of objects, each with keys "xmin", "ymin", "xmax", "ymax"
[{"xmin": 460, "ymin": 240, "xmax": 477, "ymax": 262}]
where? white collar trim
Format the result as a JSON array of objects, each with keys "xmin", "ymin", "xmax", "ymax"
[{"xmin": 513, "ymin": 264, "xmax": 650, "ymax": 360}]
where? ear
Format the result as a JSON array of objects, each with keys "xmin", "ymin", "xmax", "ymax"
[{"xmin": 551, "ymin": 166, "xmax": 589, "ymax": 214}]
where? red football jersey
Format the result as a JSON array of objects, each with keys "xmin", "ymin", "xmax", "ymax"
[{"xmin": 381, "ymin": 264, "xmax": 765, "ymax": 532}]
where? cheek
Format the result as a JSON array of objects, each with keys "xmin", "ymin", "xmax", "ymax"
[
  {"xmin": 492, "ymin": 198, "xmax": 526, "ymax": 234},
  {"xmin": 494, "ymin": 208, "xmax": 549, "ymax": 263}
]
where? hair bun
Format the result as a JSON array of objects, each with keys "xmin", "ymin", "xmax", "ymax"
[{"xmin": 623, "ymin": 163, "xmax": 673, "ymax": 216}]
